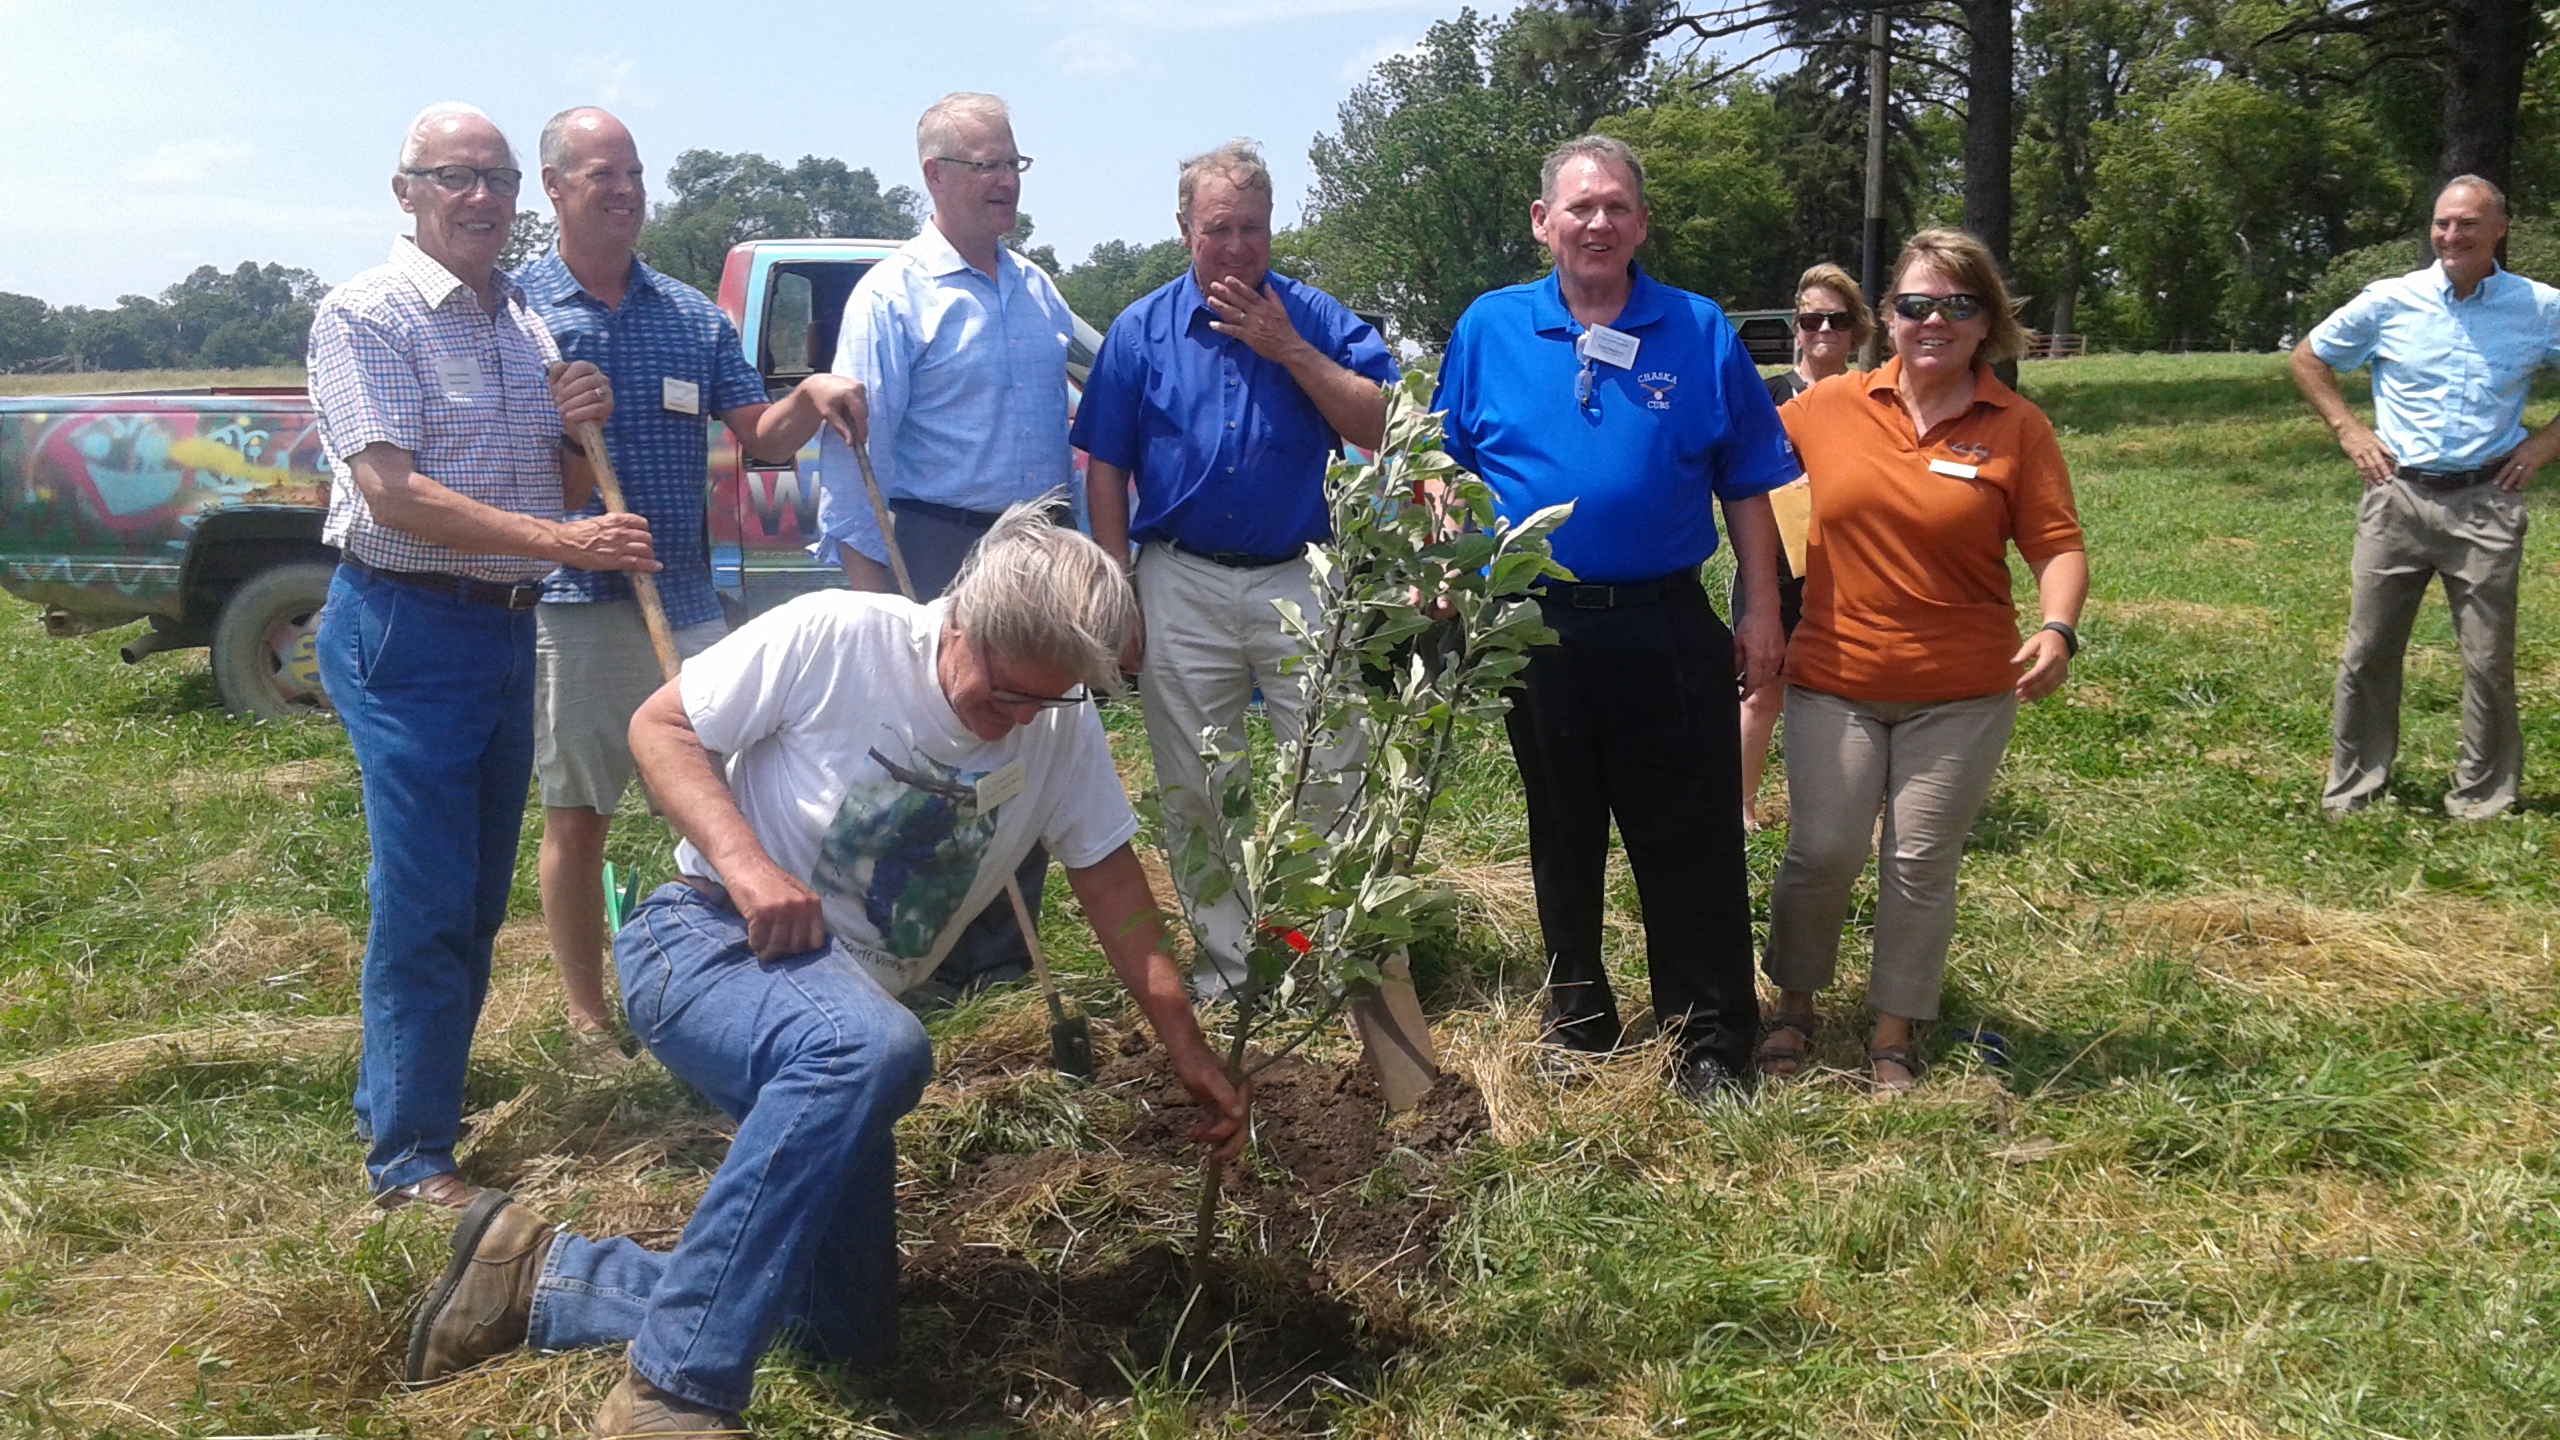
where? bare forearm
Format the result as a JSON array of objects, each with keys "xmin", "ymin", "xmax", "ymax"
[
  {"xmin": 355, "ymin": 456, "xmax": 568, "ymax": 563},
  {"xmin": 629, "ymin": 688, "xmax": 777, "ymax": 881},
  {"xmin": 2028, "ymin": 548, "xmax": 2089, "ymax": 626},
  {"xmin": 1287, "ymin": 354, "xmax": 1388, "ymax": 452},
  {"xmin": 1087, "ymin": 460, "xmax": 1134, "ymax": 566},
  {"xmin": 1723, "ymin": 492, "xmax": 1781, "ymax": 614},
  {"xmin": 2290, "ymin": 342, "xmax": 2361, "ymax": 435},
  {"xmin": 745, "ymin": 392, "xmax": 823, "ymax": 464},
  {"xmin": 1068, "ymin": 848, "xmax": 1218, "ymax": 1065}
]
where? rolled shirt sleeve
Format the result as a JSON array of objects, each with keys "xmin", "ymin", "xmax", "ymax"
[
  {"xmin": 2307, "ymin": 284, "xmax": 2387, "ymax": 373},
  {"xmin": 1065, "ymin": 320, "xmax": 1143, "ymax": 471},
  {"xmin": 816, "ymin": 286, "xmax": 911, "ymax": 566}
]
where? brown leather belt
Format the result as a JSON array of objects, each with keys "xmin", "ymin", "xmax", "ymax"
[
  {"xmin": 2397, "ymin": 454, "xmax": 2509, "ymax": 491},
  {"xmin": 340, "ymin": 551, "xmax": 545, "ymax": 610}
]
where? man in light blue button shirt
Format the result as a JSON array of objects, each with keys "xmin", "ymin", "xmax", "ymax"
[
  {"xmin": 2294, "ymin": 175, "xmax": 2560, "ymax": 819},
  {"xmin": 814, "ymin": 91, "xmax": 1078, "ymax": 996},
  {"xmin": 815, "ymin": 91, "xmax": 1076, "ymax": 596}
]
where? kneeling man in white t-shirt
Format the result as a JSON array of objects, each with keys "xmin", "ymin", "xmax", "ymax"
[{"xmin": 400, "ymin": 503, "xmax": 1248, "ymax": 1433}]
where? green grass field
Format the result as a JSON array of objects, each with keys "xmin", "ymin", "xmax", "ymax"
[
  {"xmin": 0, "ymin": 366, "xmax": 306, "ymax": 397},
  {"xmin": 2, "ymin": 352, "xmax": 2556, "ymax": 1436}
]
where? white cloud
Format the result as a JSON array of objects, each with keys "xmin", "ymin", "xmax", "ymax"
[
  {"xmin": 566, "ymin": 50, "xmax": 645, "ymax": 109},
  {"xmin": 1051, "ymin": 31, "xmax": 1153, "ymax": 81},
  {"xmin": 118, "ymin": 137, "xmax": 258, "ymax": 187}
]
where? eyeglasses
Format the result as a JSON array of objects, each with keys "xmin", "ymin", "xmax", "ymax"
[
  {"xmin": 931, "ymin": 155, "xmax": 1034, "ymax": 175},
  {"xmin": 1795, "ymin": 310, "xmax": 1855, "ymax": 332},
  {"xmin": 988, "ymin": 684, "xmax": 1088, "ymax": 710},
  {"xmin": 1889, "ymin": 292, "xmax": 1986, "ymax": 323},
  {"xmin": 401, "ymin": 164, "xmax": 523, "ymax": 197}
]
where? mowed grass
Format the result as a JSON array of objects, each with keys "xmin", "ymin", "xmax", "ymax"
[
  {"xmin": 0, "ymin": 366, "xmax": 306, "ymax": 397},
  {"xmin": 0, "ymin": 351, "xmax": 2556, "ymax": 1435}
]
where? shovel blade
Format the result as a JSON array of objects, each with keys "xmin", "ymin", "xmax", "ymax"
[{"xmin": 1051, "ymin": 1016, "xmax": 1095, "ymax": 1081}]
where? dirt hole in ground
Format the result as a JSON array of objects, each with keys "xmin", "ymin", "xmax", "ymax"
[{"xmin": 886, "ymin": 1021, "xmax": 1487, "ymax": 1428}]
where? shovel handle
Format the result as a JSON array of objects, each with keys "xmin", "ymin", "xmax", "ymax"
[
  {"xmin": 576, "ymin": 419, "xmax": 681, "ymax": 684},
  {"xmin": 848, "ymin": 440, "xmax": 918, "ymax": 604},
  {"xmin": 1005, "ymin": 877, "xmax": 1070, "ymax": 1028}
]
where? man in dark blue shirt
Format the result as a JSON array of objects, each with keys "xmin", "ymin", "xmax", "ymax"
[
  {"xmin": 1071, "ymin": 138, "xmax": 1398, "ymax": 997},
  {"xmin": 1434, "ymin": 135, "xmax": 1796, "ymax": 1097},
  {"xmin": 519, "ymin": 107, "xmax": 865, "ymax": 1059}
]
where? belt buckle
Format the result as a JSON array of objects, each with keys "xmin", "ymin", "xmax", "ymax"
[
  {"xmin": 1571, "ymin": 585, "xmax": 1613, "ymax": 610},
  {"xmin": 507, "ymin": 582, "xmax": 543, "ymax": 610}
]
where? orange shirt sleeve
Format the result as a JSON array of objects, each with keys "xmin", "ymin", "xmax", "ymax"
[{"xmin": 2006, "ymin": 407, "xmax": 2084, "ymax": 567}]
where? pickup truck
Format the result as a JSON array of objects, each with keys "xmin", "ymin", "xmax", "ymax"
[{"xmin": 0, "ymin": 238, "xmax": 1101, "ymax": 719}]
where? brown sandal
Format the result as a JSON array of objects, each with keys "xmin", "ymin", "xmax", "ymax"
[
  {"xmin": 1754, "ymin": 1013, "xmax": 1818, "ymax": 1078},
  {"xmin": 1865, "ymin": 1039, "xmax": 1922, "ymax": 1094}
]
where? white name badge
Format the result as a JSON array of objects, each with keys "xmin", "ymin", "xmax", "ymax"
[
  {"xmin": 1581, "ymin": 323, "xmax": 1641, "ymax": 370},
  {"xmin": 974, "ymin": 757, "xmax": 1027, "ymax": 812},
  {"xmin": 432, "ymin": 356, "xmax": 485, "ymax": 397},
  {"xmin": 1928, "ymin": 458, "xmax": 1980, "ymax": 480},
  {"xmin": 662, "ymin": 376, "xmax": 701, "ymax": 416}
]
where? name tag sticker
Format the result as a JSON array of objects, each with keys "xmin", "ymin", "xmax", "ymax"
[
  {"xmin": 662, "ymin": 376, "xmax": 702, "ymax": 415},
  {"xmin": 1581, "ymin": 324, "xmax": 1641, "ymax": 370},
  {"xmin": 974, "ymin": 757, "xmax": 1027, "ymax": 812},
  {"xmin": 1928, "ymin": 458, "xmax": 1980, "ymax": 480},
  {"xmin": 431, "ymin": 357, "xmax": 484, "ymax": 397}
]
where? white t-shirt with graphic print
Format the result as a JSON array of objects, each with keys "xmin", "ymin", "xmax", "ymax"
[{"xmin": 672, "ymin": 590, "xmax": 1137, "ymax": 997}]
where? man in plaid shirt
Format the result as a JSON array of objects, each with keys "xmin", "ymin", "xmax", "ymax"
[
  {"xmin": 309, "ymin": 102, "xmax": 656, "ymax": 1213},
  {"xmin": 518, "ymin": 107, "xmax": 867, "ymax": 1066}
]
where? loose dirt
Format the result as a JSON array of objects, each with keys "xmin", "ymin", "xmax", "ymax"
[{"xmin": 887, "ymin": 1022, "xmax": 1487, "ymax": 1429}]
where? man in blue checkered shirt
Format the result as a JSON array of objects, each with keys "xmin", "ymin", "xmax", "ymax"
[
  {"xmin": 309, "ymin": 103, "xmax": 656, "ymax": 1214},
  {"xmin": 518, "ymin": 107, "xmax": 867, "ymax": 1063}
]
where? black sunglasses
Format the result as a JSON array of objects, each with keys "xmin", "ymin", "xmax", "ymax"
[
  {"xmin": 1795, "ymin": 310, "xmax": 1855, "ymax": 332},
  {"xmin": 1890, "ymin": 292, "xmax": 1986, "ymax": 323}
]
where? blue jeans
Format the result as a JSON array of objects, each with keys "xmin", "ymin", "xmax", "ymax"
[
  {"xmin": 525, "ymin": 884, "xmax": 933, "ymax": 1413},
  {"xmin": 318, "ymin": 565, "xmax": 537, "ymax": 1192}
]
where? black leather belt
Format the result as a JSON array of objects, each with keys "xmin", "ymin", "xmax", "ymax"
[
  {"xmin": 340, "ymin": 552, "xmax": 545, "ymax": 610},
  {"xmin": 1536, "ymin": 570, "xmax": 1697, "ymax": 609},
  {"xmin": 1162, "ymin": 537, "xmax": 1309, "ymax": 570},
  {"xmin": 2398, "ymin": 454, "xmax": 2509, "ymax": 491}
]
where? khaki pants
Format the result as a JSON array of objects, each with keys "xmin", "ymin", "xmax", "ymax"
[
  {"xmin": 2326, "ymin": 478, "xmax": 2526, "ymax": 819},
  {"xmin": 1764, "ymin": 686, "xmax": 2016, "ymax": 1022},
  {"xmin": 1133, "ymin": 542, "xmax": 1360, "ymax": 983}
]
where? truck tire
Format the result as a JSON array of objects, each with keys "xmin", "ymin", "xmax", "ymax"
[{"xmin": 211, "ymin": 560, "xmax": 336, "ymax": 720}]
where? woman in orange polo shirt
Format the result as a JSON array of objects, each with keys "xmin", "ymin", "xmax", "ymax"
[{"xmin": 1754, "ymin": 229, "xmax": 2089, "ymax": 1092}]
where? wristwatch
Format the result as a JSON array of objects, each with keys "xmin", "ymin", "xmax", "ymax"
[{"xmin": 2039, "ymin": 619, "xmax": 2079, "ymax": 657}]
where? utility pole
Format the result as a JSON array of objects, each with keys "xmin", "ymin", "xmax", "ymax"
[{"xmin": 1860, "ymin": 6, "xmax": 1890, "ymax": 368}]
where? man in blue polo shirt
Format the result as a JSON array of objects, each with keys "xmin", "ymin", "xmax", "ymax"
[
  {"xmin": 1434, "ymin": 135, "xmax": 1794, "ymax": 1098},
  {"xmin": 1074, "ymin": 139, "xmax": 1398, "ymax": 997},
  {"xmin": 519, "ymin": 107, "xmax": 866, "ymax": 1058},
  {"xmin": 2293, "ymin": 174, "xmax": 2560, "ymax": 821}
]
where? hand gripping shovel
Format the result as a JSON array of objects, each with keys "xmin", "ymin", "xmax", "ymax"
[{"xmin": 849, "ymin": 440, "xmax": 1094, "ymax": 1080}]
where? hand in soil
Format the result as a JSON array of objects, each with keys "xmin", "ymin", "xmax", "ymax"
[{"xmin": 1170, "ymin": 1044, "xmax": 1251, "ymax": 1161}]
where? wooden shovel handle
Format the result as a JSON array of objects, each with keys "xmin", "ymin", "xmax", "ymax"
[{"xmin": 575, "ymin": 420, "xmax": 681, "ymax": 683}]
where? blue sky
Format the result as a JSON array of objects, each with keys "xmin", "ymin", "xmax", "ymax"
[{"xmin": 0, "ymin": 0, "xmax": 1514, "ymax": 307}]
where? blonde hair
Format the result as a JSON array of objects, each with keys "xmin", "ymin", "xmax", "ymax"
[
  {"xmin": 917, "ymin": 93, "xmax": 1011, "ymax": 167},
  {"xmin": 1794, "ymin": 261, "xmax": 1873, "ymax": 352},
  {"xmin": 1886, "ymin": 229, "xmax": 2028, "ymax": 366},
  {"xmin": 1178, "ymin": 138, "xmax": 1274, "ymax": 223},
  {"xmin": 947, "ymin": 497, "xmax": 1134, "ymax": 695}
]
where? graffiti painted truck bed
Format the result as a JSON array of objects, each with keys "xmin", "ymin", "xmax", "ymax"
[{"xmin": 0, "ymin": 239, "xmax": 1100, "ymax": 720}]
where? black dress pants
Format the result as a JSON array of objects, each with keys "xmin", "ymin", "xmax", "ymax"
[{"xmin": 1502, "ymin": 572, "xmax": 1759, "ymax": 1071}]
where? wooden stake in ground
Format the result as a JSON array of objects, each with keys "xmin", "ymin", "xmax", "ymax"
[{"xmin": 574, "ymin": 419, "xmax": 680, "ymax": 679}]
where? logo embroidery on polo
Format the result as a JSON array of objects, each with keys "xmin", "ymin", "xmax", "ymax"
[
  {"xmin": 1638, "ymin": 372, "xmax": 1678, "ymax": 409},
  {"xmin": 1945, "ymin": 441, "xmax": 1993, "ymax": 463}
]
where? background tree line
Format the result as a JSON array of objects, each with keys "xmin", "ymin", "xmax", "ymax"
[{"xmin": 13, "ymin": 0, "xmax": 2560, "ymax": 371}]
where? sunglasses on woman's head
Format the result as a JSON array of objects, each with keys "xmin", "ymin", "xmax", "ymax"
[
  {"xmin": 1795, "ymin": 310, "xmax": 1855, "ymax": 332},
  {"xmin": 1889, "ymin": 292, "xmax": 1986, "ymax": 323}
]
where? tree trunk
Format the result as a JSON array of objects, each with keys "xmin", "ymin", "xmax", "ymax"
[
  {"xmin": 2436, "ymin": 0, "xmax": 2538, "ymax": 195},
  {"xmin": 1960, "ymin": 0, "xmax": 2015, "ymax": 267}
]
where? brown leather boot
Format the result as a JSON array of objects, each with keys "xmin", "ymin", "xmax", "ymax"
[
  {"xmin": 590, "ymin": 1362, "xmax": 750, "ymax": 1435},
  {"xmin": 403, "ymin": 1189, "xmax": 555, "ymax": 1383}
]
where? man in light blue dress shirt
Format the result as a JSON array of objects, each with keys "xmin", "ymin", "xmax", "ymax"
[
  {"xmin": 815, "ymin": 91, "xmax": 1077, "ymax": 595},
  {"xmin": 2295, "ymin": 175, "xmax": 2560, "ymax": 819},
  {"xmin": 814, "ymin": 91, "xmax": 1078, "ymax": 995}
]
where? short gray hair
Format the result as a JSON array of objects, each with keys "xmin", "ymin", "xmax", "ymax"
[
  {"xmin": 947, "ymin": 498, "xmax": 1134, "ymax": 695},
  {"xmin": 2439, "ymin": 173, "xmax": 2510, "ymax": 219},
  {"xmin": 397, "ymin": 102, "xmax": 510, "ymax": 173},
  {"xmin": 917, "ymin": 92, "xmax": 1011, "ymax": 166},
  {"xmin": 1178, "ymin": 139, "xmax": 1274, "ymax": 223},
  {"xmin": 1540, "ymin": 134, "xmax": 1645, "ymax": 208},
  {"xmin": 539, "ymin": 106, "xmax": 613, "ymax": 172}
]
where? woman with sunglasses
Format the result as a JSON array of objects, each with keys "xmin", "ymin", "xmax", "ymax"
[
  {"xmin": 1740, "ymin": 263, "xmax": 1873, "ymax": 828},
  {"xmin": 1754, "ymin": 230, "xmax": 2088, "ymax": 1092}
]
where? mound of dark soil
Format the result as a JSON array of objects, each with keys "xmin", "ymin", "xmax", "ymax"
[{"xmin": 882, "ymin": 1023, "xmax": 1486, "ymax": 1430}]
